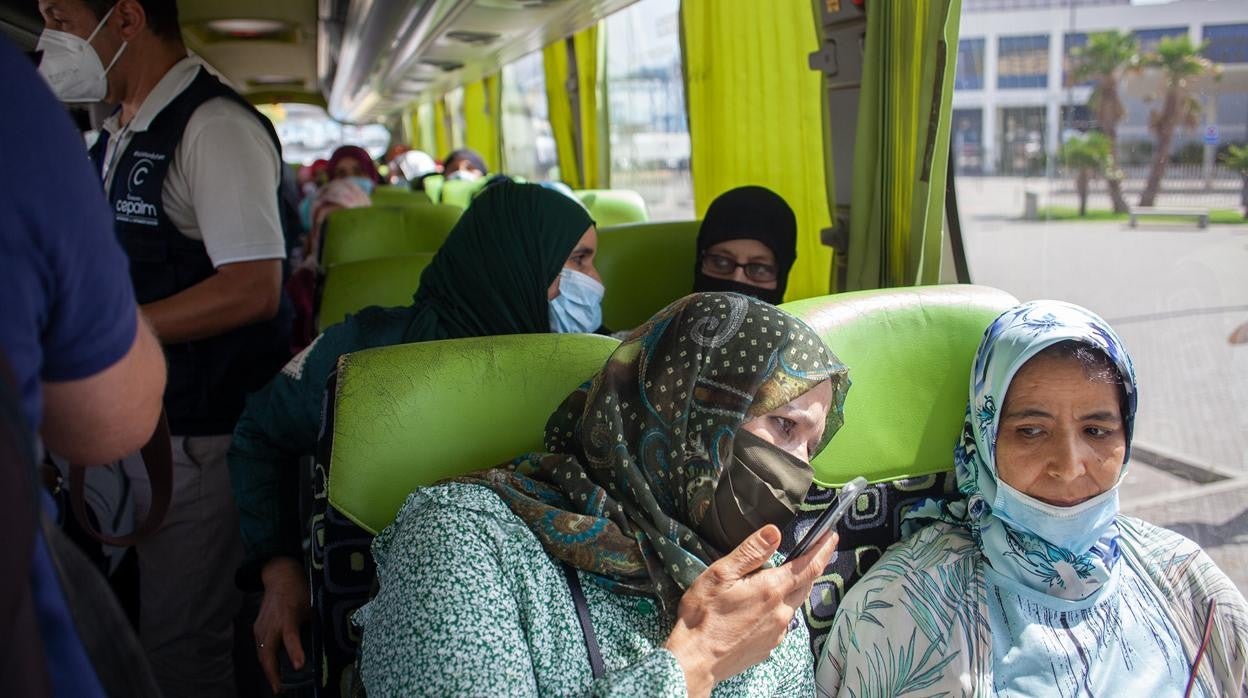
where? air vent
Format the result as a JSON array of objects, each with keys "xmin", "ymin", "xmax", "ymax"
[
  {"xmin": 445, "ymin": 30, "xmax": 501, "ymax": 46},
  {"xmin": 477, "ymin": 0, "xmax": 565, "ymax": 8},
  {"xmin": 247, "ymin": 75, "xmax": 304, "ymax": 87},
  {"xmin": 420, "ymin": 59, "xmax": 464, "ymax": 72},
  {"xmin": 195, "ymin": 18, "xmax": 295, "ymax": 42}
]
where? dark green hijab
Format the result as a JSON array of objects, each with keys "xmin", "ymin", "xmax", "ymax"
[
  {"xmin": 403, "ymin": 181, "xmax": 594, "ymax": 341},
  {"xmin": 459, "ymin": 293, "xmax": 850, "ymax": 613}
]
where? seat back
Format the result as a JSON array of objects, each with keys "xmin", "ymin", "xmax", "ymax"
[
  {"xmin": 781, "ymin": 285, "xmax": 1018, "ymax": 486},
  {"xmin": 369, "ymin": 186, "xmax": 431, "ymax": 206},
  {"xmin": 320, "ymin": 204, "xmax": 462, "ymax": 267},
  {"xmin": 576, "ymin": 189, "xmax": 649, "ymax": 227},
  {"xmin": 310, "ymin": 333, "xmax": 617, "ymax": 695},
  {"xmin": 779, "ymin": 285, "xmax": 1018, "ymax": 654},
  {"xmin": 326, "ymin": 334, "xmax": 620, "ymax": 535},
  {"xmin": 595, "ymin": 220, "xmax": 699, "ymax": 330},
  {"xmin": 439, "ymin": 178, "xmax": 488, "ymax": 209},
  {"xmin": 315, "ymin": 254, "xmax": 434, "ymax": 331},
  {"xmin": 420, "ymin": 174, "xmax": 444, "ymax": 203}
]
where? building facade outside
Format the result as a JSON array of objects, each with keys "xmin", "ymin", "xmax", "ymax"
[{"xmin": 953, "ymin": 0, "xmax": 1248, "ymax": 177}]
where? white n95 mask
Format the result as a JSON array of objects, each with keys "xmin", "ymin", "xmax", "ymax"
[{"xmin": 36, "ymin": 4, "xmax": 127, "ymax": 104}]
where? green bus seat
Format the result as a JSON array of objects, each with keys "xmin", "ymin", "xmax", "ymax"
[
  {"xmin": 370, "ymin": 186, "xmax": 431, "ymax": 206},
  {"xmin": 595, "ymin": 220, "xmax": 699, "ymax": 331},
  {"xmin": 576, "ymin": 189, "xmax": 649, "ymax": 227},
  {"xmin": 781, "ymin": 284, "xmax": 1018, "ymax": 486},
  {"xmin": 320, "ymin": 203, "xmax": 462, "ymax": 268},
  {"xmin": 421, "ymin": 174, "xmax": 444, "ymax": 203},
  {"xmin": 310, "ymin": 333, "xmax": 617, "ymax": 691},
  {"xmin": 310, "ymin": 286, "xmax": 1020, "ymax": 673},
  {"xmin": 326, "ymin": 334, "xmax": 620, "ymax": 535},
  {"xmin": 315, "ymin": 254, "xmax": 435, "ymax": 331},
  {"xmin": 439, "ymin": 178, "xmax": 488, "ymax": 209}
]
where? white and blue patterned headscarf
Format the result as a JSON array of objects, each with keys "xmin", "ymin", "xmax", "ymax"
[{"xmin": 909, "ymin": 300, "xmax": 1137, "ymax": 601}]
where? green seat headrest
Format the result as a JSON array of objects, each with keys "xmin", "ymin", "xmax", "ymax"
[
  {"xmin": 439, "ymin": 178, "xmax": 489, "ymax": 209},
  {"xmin": 327, "ymin": 333, "xmax": 620, "ymax": 534},
  {"xmin": 316, "ymin": 254, "xmax": 435, "ymax": 331},
  {"xmin": 575, "ymin": 189, "xmax": 649, "ymax": 227},
  {"xmin": 596, "ymin": 221, "xmax": 699, "ymax": 330},
  {"xmin": 321, "ymin": 204, "xmax": 462, "ymax": 267},
  {"xmin": 782, "ymin": 285, "xmax": 1018, "ymax": 486},
  {"xmin": 369, "ymin": 187, "xmax": 432, "ymax": 206},
  {"xmin": 326, "ymin": 286, "xmax": 1018, "ymax": 534}
]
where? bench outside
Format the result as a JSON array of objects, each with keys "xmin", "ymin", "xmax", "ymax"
[{"xmin": 1128, "ymin": 206, "xmax": 1209, "ymax": 229}]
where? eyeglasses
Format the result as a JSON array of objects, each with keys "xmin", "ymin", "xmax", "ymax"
[{"xmin": 700, "ymin": 252, "xmax": 778, "ymax": 283}]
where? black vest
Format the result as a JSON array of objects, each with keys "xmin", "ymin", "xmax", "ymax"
[{"xmin": 89, "ymin": 67, "xmax": 290, "ymax": 435}]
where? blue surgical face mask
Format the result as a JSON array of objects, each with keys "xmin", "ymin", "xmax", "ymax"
[
  {"xmin": 993, "ymin": 479, "xmax": 1119, "ymax": 553},
  {"xmin": 549, "ymin": 268, "xmax": 603, "ymax": 334},
  {"xmin": 346, "ymin": 176, "xmax": 375, "ymax": 195}
]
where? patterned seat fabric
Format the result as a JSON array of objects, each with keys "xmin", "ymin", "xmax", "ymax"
[
  {"xmin": 309, "ymin": 369, "xmax": 370, "ymax": 698},
  {"xmin": 784, "ymin": 475, "xmax": 956, "ymax": 655}
]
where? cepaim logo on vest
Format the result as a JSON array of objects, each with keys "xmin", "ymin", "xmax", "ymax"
[{"xmin": 115, "ymin": 155, "xmax": 163, "ymax": 226}]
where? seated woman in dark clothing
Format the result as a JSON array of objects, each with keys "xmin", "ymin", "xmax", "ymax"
[
  {"xmin": 693, "ymin": 186, "xmax": 798, "ymax": 305},
  {"xmin": 229, "ymin": 181, "xmax": 605, "ymax": 693}
]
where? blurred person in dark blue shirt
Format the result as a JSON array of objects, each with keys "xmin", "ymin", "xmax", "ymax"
[{"xmin": 0, "ymin": 35, "xmax": 165, "ymax": 697}]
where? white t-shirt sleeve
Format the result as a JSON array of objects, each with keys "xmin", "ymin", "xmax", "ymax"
[{"xmin": 166, "ymin": 97, "xmax": 286, "ymax": 267}]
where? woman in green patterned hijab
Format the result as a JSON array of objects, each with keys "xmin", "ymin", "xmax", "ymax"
[
  {"xmin": 359, "ymin": 293, "xmax": 851, "ymax": 696},
  {"xmin": 466, "ymin": 292, "xmax": 849, "ymax": 607}
]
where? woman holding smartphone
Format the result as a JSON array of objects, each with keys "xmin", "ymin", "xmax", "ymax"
[{"xmin": 355, "ymin": 293, "xmax": 850, "ymax": 697}]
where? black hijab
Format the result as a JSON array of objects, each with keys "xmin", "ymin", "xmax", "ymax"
[{"xmin": 692, "ymin": 186, "xmax": 798, "ymax": 305}]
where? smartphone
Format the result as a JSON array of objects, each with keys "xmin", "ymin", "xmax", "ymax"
[{"xmin": 784, "ymin": 476, "xmax": 868, "ymax": 563}]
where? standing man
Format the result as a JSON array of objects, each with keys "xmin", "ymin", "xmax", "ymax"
[{"xmin": 37, "ymin": 1, "xmax": 290, "ymax": 695}]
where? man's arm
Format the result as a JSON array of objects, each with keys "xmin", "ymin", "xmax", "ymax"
[
  {"xmin": 142, "ymin": 259, "xmax": 282, "ymax": 344},
  {"xmin": 41, "ymin": 310, "xmax": 166, "ymax": 463}
]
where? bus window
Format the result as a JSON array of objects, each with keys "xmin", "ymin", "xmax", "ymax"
[
  {"xmin": 952, "ymin": 0, "xmax": 1247, "ymax": 585},
  {"xmin": 605, "ymin": 0, "xmax": 693, "ymax": 220},
  {"xmin": 502, "ymin": 51, "xmax": 557, "ymax": 181},
  {"xmin": 260, "ymin": 103, "xmax": 390, "ymax": 165}
]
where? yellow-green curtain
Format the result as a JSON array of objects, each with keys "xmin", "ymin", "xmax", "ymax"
[
  {"xmin": 542, "ymin": 24, "xmax": 606, "ymax": 189},
  {"xmin": 847, "ymin": 0, "xmax": 961, "ymax": 290},
  {"xmin": 412, "ymin": 102, "xmax": 436, "ymax": 155},
  {"xmin": 445, "ymin": 87, "xmax": 466, "ymax": 150},
  {"xmin": 434, "ymin": 97, "xmax": 452, "ymax": 159},
  {"xmin": 463, "ymin": 77, "xmax": 503, "ymax": 172},
  {"xmin": 574, "ymin": 24, "xmax": 607, "ymax": 189},
  {"xmin": 399, "ymin": 106, "xmax": 414, "ymax": 146},
  {"xmin": 681, "ymin": 0, "xmax": 832, "ymax": 302},
  {"xmin": 485, "ymin": 73, "xmax": 503, "ymax": 172}
]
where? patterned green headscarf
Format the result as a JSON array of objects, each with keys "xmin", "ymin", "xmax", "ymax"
[{"xmin": 460, "ymin": 293, "xmax": 849, "ymax": 612}]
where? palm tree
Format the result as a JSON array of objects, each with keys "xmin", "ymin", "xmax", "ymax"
[
  {"xmin": 1059, "ymin": 132, "xmax": 1112, "ymax": 217},
  {"xmin": 1070, "ymin": 31, "xmax": 1137, "ymax": 213},
  {"xmin": 1137, "ymin": 36, "xmax": 1220, "ymax": 207},
  {"xmin": 1221, "ymin": 144, "xmax": 1248, "ymax": 219}
]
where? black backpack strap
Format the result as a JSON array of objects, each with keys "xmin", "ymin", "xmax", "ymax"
[
  {"xmin": 560, "ymin": 562, "xmax": 605, "ymax": 680},
  {"xmin": 39, "ymin": 515, "xmax": 162, "ymax": 697},
  {"xmin": 0, "ymin": 354, "xmax": 51, "ymax": 697},
  {"xmin": 68, "ymin": 411, "xmax": 173, "ymax": 547}
]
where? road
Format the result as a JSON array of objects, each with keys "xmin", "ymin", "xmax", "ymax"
[{"xmin": 956, "ymin": 176, "xmax": 1248, "ymax": 591}]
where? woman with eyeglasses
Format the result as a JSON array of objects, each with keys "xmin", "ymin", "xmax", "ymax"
[{"xmin": 693, "ymin": 186, "xmax": 798, "ymax": 305}]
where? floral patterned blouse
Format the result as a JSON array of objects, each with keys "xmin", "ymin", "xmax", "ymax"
[{"xmin": 355, "ymin": 483, "xmax": 814, "ymax": 697}]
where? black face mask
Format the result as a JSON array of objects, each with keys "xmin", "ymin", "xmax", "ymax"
[
  {"xmin": 697, "ymin": 429, "xmax": 814, "ymax": 555},
  {"xmin": 692, "ymin": 273, "xmax": 785, "ymax": 306}
]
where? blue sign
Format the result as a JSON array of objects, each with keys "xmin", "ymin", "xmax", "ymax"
[{"xmin": 1203, "ymin": 125, "xmax": 1219, "ymax": 145}]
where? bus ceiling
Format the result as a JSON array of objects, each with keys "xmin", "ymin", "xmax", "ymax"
[
  {"xmin": 179, "ymin": 0, "xmax": 323, "ymax": 108},
  {"xmin": 319, "ymin": 0, "xmax": 639, "ymax": 123}
]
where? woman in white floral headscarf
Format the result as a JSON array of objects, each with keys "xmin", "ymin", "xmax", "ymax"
[{"xmin": 817, "ymin": 300, "xmax": 1247, "ymax": 697}]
